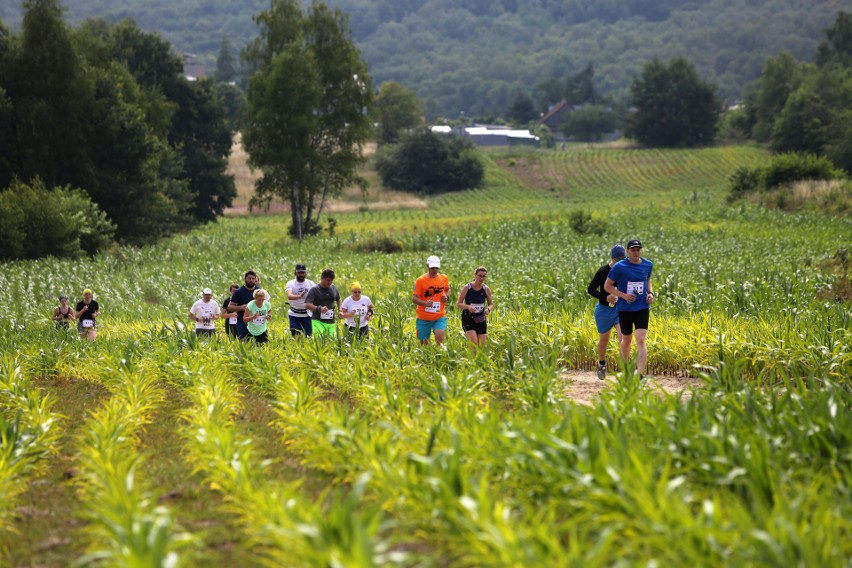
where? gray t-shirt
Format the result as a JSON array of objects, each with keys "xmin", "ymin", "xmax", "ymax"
[{"xmin": 306, "ymin": 284, "xmax": 340, "ymax": 322}]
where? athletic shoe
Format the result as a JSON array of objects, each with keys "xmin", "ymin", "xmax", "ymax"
[{"xmin": 596, "ymin": 363, "xmax": 606, "ymax": 380}]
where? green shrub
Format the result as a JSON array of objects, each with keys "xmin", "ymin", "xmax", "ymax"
[
  {"xmin": 568, "ymin": 209, "xmax": 606, "ymax": 235},
  {"xmin": 374, "ymin": 128, "xmax": 485, "ymax": 194},
  {"xmin": 0, "ymin": 178, "xmax": 115, "ymax": 260},
  {"xmin": 727, "ymin": 166, "xmax": 762, "ymax": 201},
  {"xmin": 762, "ymin": 153, "xmax": 843, "ymax": 189}
]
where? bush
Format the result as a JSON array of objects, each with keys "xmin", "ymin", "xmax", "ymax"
[
  {"xmin": 762, "ymin": 153, "xmax": 843, "ymax": 189},
  {"xmin": 374, "ymin": 128, "xmax": 485, "ymax": 195},
  {"xmin": 0, "ymin": 178, "xmax": 115, "ymax": 260},
  {"xmin": 568, "ymin": 209, "xmax": 606, "ymax": 235},
  {"xmin": 727, "ymin": 166, "xmax": 762, "ymax": 201}
]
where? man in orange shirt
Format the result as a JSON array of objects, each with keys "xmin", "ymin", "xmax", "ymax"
[{"xmin": 412, "ymin": 255, "xmax": 450, "ymax": 346}]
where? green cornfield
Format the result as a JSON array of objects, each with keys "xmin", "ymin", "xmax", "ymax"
[{"xmin": 1, "ymin": 145, "xmax": 850, "ymax": 567}]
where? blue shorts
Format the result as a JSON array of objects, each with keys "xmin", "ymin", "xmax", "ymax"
[
  {"xmin": 416, "ymin": 317, "xmax": 447, "ymax": 341},
  {"xmin": 594, "ymin": 303, "xmax": 620, "ymax": 334},
  {"xmin": 289, "ymin": 315, "xmax": 312, "ymax": 337}
]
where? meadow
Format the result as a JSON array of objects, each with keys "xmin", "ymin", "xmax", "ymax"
[{"xmin": 1, "ymin": 145, "xmax": 850, "ymax": 567}]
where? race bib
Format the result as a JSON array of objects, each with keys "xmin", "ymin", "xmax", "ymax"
[
  {"xmin": 228, "ymin": 316, "xmax": 237, "ymax": 324},
  {"xmin": 425, "ymin": 301, "xmax": 441, "ymax": 314},
  {"xmin": 253, "ymin": 316, "xmax": 266, "ymax": 325},
  {"xmin": 82, "ymin": 319, "xmax": 94, "ymax": 328},
  {"xmin": 470, "ymin": 303, "xmax": 485, "ymax": 313},
  {"xmin": 353, "ymin": 307, "xmax": 368, "ymax": 317},
  {"xmin": 320, "ymin": 309, "xmax": 334, "ymax": 320},
  {"xmin": 627, "ymin": 281, "xmax": 644, "ymax": 295}
]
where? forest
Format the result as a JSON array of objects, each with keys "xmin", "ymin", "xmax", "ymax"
[{"xmin": 0, "ymin": 0, "xmax": 846, "ymax": 117}]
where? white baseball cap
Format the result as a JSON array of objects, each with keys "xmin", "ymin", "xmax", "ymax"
[
  {"xmin": 426, "ymin": 255, "xmax": 441, "ymax": 268},
  {"xmin": 202, "ymin": 288, "xmax": 212, "ymax": 295}
]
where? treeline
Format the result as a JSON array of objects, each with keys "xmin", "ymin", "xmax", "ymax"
[
  {"xmin": 0, "ymin": 0, "xmax": 844, "ymax": 117},
  {"xmin": 0, "ymin": 0, "xmax": 235, "ymax": 259}
]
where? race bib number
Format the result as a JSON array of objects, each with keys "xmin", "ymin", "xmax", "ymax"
[
  {"xmin": 627, "ymin": 281, "xmax": 644, "ymax": 295},
  {"xmin": 425, "ymin": 301, "xmax": 441, "ymax": 314},
  {"xmin": 470, "ymin": 303, "xmax": 485, "ymax": 313},
  {"xmin": 353, "ymin": 307, "xmax": 368, "ymax": 317},
  {"xmin": 82, "ymin": 319, "xmax": 94, "ymax": 328},
  {"xmin": 228, "ymin": 316, "xmax": 237, "ymax": 324},
  {"xmin": 252, "ymin": 316, "xmax": 266, "ymax": 325},
  {"xmin": 320, "ymin": 309, "xmax": 334, "ymax": 320}
]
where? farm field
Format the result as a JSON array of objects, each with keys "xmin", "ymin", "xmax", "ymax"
[{"xmin": 1, "ymin": 145, "xmax": 850, "ymax": 566}]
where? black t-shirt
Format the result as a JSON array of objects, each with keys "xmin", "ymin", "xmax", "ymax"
[
  {"xmin": 587, "ymin": 264, "xmax": 614, "ymax": 305},
  {"xmin": 76, "ymin": 300, "xmax": 99, "ymax": 320},
  {"xmin": 306, "ymin": 285, "xmax": 340, "ymax": 322}
]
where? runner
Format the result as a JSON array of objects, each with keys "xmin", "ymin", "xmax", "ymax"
[
  {"xmin": 285, "ymin": 263, "xmax": 316, "ymax": 338},
  {"xmin": 340, "ymin": 281, "xmax": 374, "ymax": 339},
  {"xmin": 222, "ymin": 284, "xmax": 239, "ymax": 338},
  {"xmin": 189, "ymin": 287, "xmax": 220, "ymax": 337},
  {"xmin": 455, "ymin": 267, "xmax": 493, "ymax": 350},
  {"xmin": 75, "ymin": 288, "xmax": 100, "ymax": 341},
  {"xmin": 587, "ymin": 245, "xmax": 625, "ymax": 379},
  {"xmin": 412, "ymin": 255, "xmax": 450, "ymax": 346},
  {"xmin": 243, "ymin": 288, "xmax": 272, "ymax": 344},
  {"xmin": 228, "ymin": 271, "xmax": 258, "ymax": 340},
  {"xmin": 605, "ymin": 239, "xmax": 655, "ymax": 377},
  {"xmin": 52, "ymin": 293, "xmax": 75, "ymax": 329},
  {"xmin": 305, "ymin": 269, "xmax": 342, "ymax": 338}
]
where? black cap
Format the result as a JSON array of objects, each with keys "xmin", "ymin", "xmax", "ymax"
[
  {"xmin": 295, "ymin": 263, "xmax": 307, "ymax": 271},
  {"xmin": 627, "ymin": 239, "xmax": 642, "ymax": 249}
]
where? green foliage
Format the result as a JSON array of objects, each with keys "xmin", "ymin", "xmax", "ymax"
[
  {"xmin": 562, "ymin": 104, "xmax": 618, "ymax": 142},
  {"xmin": 505, "ymin": 90, "xmax": 537, "ymax": 124},
  {"xmin": 815, "ymin": 10, "xmax": 852, "ymax": 69},
  {"xmin": 214, "ymin": 33, "xmax": 237, "ymax": 83},
  {"xmin": 0, "ymin": 178, "xmax": 115, "ymax": 260},
  {"xmin": 568, "ymin": 209, "xmax": 606, "ymax": 235},
  {"xmin": 727, "ymin": 152, "xmax": 846, "ymax": 206},
  {"xmin": 630, "ymin": 57, "xmax": 718, "ymax": 147},
  {"xmin": 374, "ymin": 81, "xmax": 422, "ymax": 146},
  {"xmin": 243, "ymin": 0, "xmax": 373, "ymax": 240},
  {"xmin": 374, "ymin": 128, "xmax": 485, "ymax": 194}
]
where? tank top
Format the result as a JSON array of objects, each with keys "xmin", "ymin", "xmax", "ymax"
[
  {"xmin": 57, "ymin": 306, "xmax": 72, "ymax": 319},
  {"xmin": 464, "ymin": 282, "xmax": 487, "ymax": 305}
]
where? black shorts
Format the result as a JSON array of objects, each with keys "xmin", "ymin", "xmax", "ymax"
[
  {"xmin": 248, "ymin": 331, "xmax": 268, "ymax": 344},
  {"xmin": 461, "ymin": 312, "xmax": 487, "ymax": 335},
  {"xmin": 345, "ymin": 324, "xmax": 369, "ymax": 338},
  {"xmin": 618, "ymin": 308, "xmax": 650, "ymax": 335},
  {"xmin": 225, "ymin": 322, "xmax": 238, "ymax": 338},
  {"xmin": 195, "ymin": 328, "xmax": 215, "ymax": 337}
]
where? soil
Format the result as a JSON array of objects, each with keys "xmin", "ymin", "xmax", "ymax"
[{"xmin": 562, "ymin": 370, "xmax": 704, "ymax": 406}]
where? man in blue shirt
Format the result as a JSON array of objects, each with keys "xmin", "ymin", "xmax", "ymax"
[{"xmin": 604, "ymin": 239, "xmax": 655, "ymax": 377}]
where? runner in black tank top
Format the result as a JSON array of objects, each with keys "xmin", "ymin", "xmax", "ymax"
[{"xmin": 456, "ymin": 267, "xmax": 494, "ymax": 351}]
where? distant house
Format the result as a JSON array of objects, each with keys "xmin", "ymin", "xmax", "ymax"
[
  {"xmin": 181, "ymin": 53, "xmax": 206, "ymax": 81},
  {"xmin": 537, "ymin": 100, "xmax": 572, "ymax": 138},
  {"xmin": 430, "ymin": 124, "xmax": 540, "ymax": 148}
]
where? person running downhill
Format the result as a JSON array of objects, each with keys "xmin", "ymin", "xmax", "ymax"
[
  {"xmin": 285, "ymin": 263, "xmax": 316, "ymax": 339},
  {"xmin": 189, "ymin": 287, "xmax": 220, "ymax": 337},
  {"xmin": 456, "ymin": 266, "xmax": 494, "ymax": 350},
  {"xmin": 243, "ymin": 288, "xmax": 272, "ymax": 344},
  {"xmin": 75, "ymin": 288, "xmax": 100, "ymax": 341},
  {"xmin": 340, "ymin": 281, "xmax": 374, "ymax": 339},
  {"xmin": 222, "ymin": 284, "xmax": 239, "ymax": 338},
  {"xmin": 53, "ymin": 293, "xmax": 75, "ymax": 329},
  {"xmin": 412, "ymin": 255, "xmax": 450, "ymax": 346},
  {"xmin": 587, "ymin": 245, "xmax": 626, "ymax": 379},
  {"xmin": 305, "ymin": 269, "xmax": 342, "ymax": 338},
  {"xmin": 604, "ymin": 239, "xmax": 655, "ymax": 377},
  {"xmin": 228, "ymin": 271, "xmax": 258, "ymax": 340}
]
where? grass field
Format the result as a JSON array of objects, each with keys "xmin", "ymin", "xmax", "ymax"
[{"xmin": 1, "ymin": 144, "xmax": 850, "ymax": 567}]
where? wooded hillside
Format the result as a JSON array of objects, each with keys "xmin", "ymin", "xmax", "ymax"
[{"xmin": 0, "ymin": 0, "xmax": 846, "ymax": 116}]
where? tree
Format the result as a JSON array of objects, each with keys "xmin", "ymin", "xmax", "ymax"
[
  {"xmin": 749, "ymin": 52, "xmax": 804, "ymax": 142},
  {"xmin": 565, "ymin": 63, "xmax": 598, "ymax": 105},
  {"xmin": 373, "ymin": 128, "xmax": 484, "ymax": 194},
  {"xmin": 816, "ymin": 11, "xmax": 852, "ymax": 69},
  {"xmin": 562, "ymin": 104, "xmax": 617, "ymax": 142},
  {"xmin": 215, "ymin": 33, "xmax": 238, "ymax": 83},
  {"xmin": 629, "ymin": 57, "xmax": 718, "ymax": 147},
  {"xmin": 374, "ymin": 81, "xmax": 421, "ymax": 145},
  {"xmin": 242, "ymin": 0, "xmax": 373, "ymax": 240},
  {"xmin": 506, "ymin": 90, "xmax": 537, "ymax": 124}
]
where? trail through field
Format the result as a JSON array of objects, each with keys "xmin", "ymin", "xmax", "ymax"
[{"xmin": 562, "ymin": 370, "xmax": 704, "ymax": 405}]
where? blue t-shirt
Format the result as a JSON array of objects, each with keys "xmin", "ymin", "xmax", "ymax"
[{"xmin": 608, "ymin": 258, "xmax": 653, "ymax": 312}]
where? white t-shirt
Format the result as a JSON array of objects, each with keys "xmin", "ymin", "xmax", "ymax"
[
  {"xmin": 190, "ymin": 299, "xmax": 220, "ymax": 330},
  {"xmin": 285, "ymin": 278, "xmax": 316, "ymax": 317},
  {"xmin": 341, "ymin": 295, "xmax": 372, "ymax": 328}
]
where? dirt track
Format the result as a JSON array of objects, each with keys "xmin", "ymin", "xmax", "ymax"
[{"xmin": 563, "ymin": 370, "xmax": 704, "ymax": 405}]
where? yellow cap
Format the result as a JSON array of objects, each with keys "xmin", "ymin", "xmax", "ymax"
[
  {"xmin": 83, "ymin": 288, "xmax": 93, "ymax": 295},
  {"xmin": 349, "ymin": 281, "xmax": 362, "ymax": 292}
]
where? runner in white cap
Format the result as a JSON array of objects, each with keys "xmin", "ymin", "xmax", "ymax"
[{"xmin": 189, "ymin": 287, "xmax": 221, "ymax": 337}]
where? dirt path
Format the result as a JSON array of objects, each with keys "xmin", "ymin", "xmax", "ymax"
[{"xmin": 562, "ymin": 370, "xmax": 704, "ymax": 405}]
